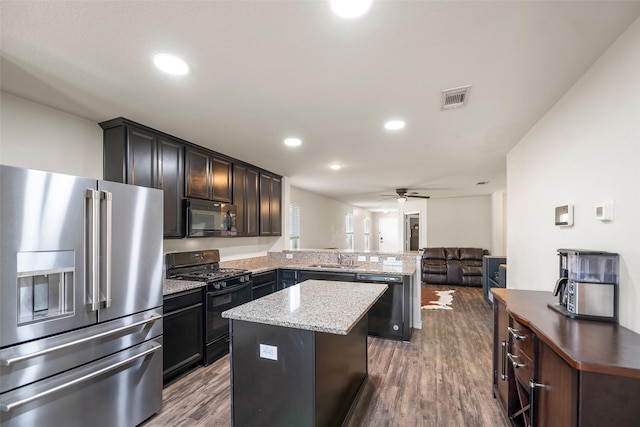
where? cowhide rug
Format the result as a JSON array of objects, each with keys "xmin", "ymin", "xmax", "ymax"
[{"xmin": 421, "ymin": 288, "xmax": 455, "ymax": 310}]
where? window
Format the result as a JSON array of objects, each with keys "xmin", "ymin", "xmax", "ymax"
[
  {"xmin": 289, "ymin": 204, "xmax": 300, "ymax": 249},
  {"xmin": 346, "ymin": 213, "xmax": 354, "ymax": 250},
  {"xmin": 364, "ymin": 217, "xmax": 371, "ymax": 251}
]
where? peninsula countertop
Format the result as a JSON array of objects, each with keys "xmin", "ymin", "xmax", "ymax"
[
  {"xmin": 164, "ymin": 253, "xmax": 417, "ymax": 296},
  {"xmin": 221, "ymin": 280, "xmax": 387, "ymax": 335}
]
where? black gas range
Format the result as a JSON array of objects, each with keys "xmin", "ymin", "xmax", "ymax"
[{"xmin": 166, "ymin": 250, "xmax": 252, "ymax": 365}]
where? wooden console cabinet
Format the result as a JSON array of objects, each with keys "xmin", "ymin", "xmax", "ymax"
[{"xmin": 492, "ymin": 289, "xmax": 640, "ymax": 427}]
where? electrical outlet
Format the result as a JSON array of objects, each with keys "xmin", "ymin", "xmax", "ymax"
[
  {"xmin": 370, "ymin": 256, "xmax": 379, "ymax": 262},
  {"xmin": 259, "ymin": 344, "xmax": 278, "ymax": 361},
  {"xmin": 285, "ymin": 253, "xmax": 293, "ymax": 259},
  {"xmin": 357, "ymin": 256, "xmax": 366, "ymax": 262}
]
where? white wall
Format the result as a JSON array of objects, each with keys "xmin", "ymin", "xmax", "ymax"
[
  {"xmin": 507, "ymin": 17, "xmax": 640, "ymax": 333},
  {"xmin": 0, "ymin": 91, "xmax": 286, "ymax": 261},
  {"xmin": 491, "ymin": 191, "xmax": 507, "ymax": 256},
  {"xmin": 426, "ymin": 195, "xmax": 492, "ymax": 250},
  {"xmin": 0, "ymin": 91, "xmax": 103, "ymax": 178},
  {"xmin": 289, "ymin": 186, "xmax": 371, "ymax": 250}
]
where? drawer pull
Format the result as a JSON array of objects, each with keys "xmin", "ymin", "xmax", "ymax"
[
  {"xmin": 507, "ymin": 352, "xmax": 525, "ymax": 369},
  {"xmin": 508, "ymin": 326, "xmax": 526, "ymax": 341}
]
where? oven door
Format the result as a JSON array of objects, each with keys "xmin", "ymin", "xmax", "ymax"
[{"xmin": 205, "ymin": 280, "xmax": 252, "ymax": 364}]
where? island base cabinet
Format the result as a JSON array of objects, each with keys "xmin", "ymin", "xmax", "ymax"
[{"xmin": 230, "ymin": 318, "xmax": 368, "ymax": 427}]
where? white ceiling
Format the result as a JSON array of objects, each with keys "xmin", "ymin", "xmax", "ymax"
[{"xmin": 2, "ymin": 1, "xmax": 640, "ymax": 210}]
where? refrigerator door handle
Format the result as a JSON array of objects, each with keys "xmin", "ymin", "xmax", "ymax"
[
  {"xmin": 0, "ymin": 341, "xmax": 162, "ymax": 412},
  {"xmin": 86, "ymin": 189, "xmax": 101, "ymax": 311},
  {"xmin": 101, "ymin": 190, "xmax": 113, "ymax": 308},
  {"xmin": 0, "ymin": 313, "xmax": 161, "ymax": 366}
]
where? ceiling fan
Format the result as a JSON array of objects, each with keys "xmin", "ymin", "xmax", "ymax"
[{"xmin": 380, "ymin": 188, "xmax": 431, "ymax": 203}]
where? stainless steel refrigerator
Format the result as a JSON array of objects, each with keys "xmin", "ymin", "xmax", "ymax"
[{"xmin": 0, "ymin": 165, "xmax": 164, "ymax": 426}]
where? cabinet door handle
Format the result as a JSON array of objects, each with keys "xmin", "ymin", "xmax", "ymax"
[
  {"xmin": 507, "ymin": 352, "xmax": 526, "ymax": 369},
  {"xmin": 529, "ymin": 380, "xmax": 546, "ymax": 427},
  {"xmin": 508, "ymin": 326, "xmax": 526, "ymax": 340},
  {"xmin": 500, "ymin": 341, "xmax": 508, "ymax": 380}
]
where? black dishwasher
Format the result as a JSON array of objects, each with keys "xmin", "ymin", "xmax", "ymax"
[{"xmin": 356, "ymin": 274, "xmax": 407, "ymax": 341}]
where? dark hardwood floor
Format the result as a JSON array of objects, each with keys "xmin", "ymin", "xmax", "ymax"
[{"xmin": 143, "ymin": 285, "xmax": 510, "ymax": 427}]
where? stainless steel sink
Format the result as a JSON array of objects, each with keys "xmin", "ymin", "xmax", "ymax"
[{"xmin": 309, "ymin": 264, "xmax": 360, "ymax": 269}]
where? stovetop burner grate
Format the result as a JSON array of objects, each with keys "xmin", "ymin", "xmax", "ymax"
[
  {"xmin": 177, "ymin": 268, "xmax": 249, "ymax": 282},
  {"xmin": 165, "ymin": 250, "xmax": 249, "ymax": 284}
]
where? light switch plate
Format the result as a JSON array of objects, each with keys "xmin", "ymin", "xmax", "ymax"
[
  {"xmin": 259, "ymin": 344, "xmax": 278, "ymax": 361},
  {"xmin": 357, "ymin": 255, "xmax": 366, "ymax": 262}
]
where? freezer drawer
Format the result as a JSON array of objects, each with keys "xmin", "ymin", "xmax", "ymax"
[
  {"xmin": 0, "ymin": 308, "xmax": 162, "ymax": 394},
  {"xmin": 0, "ymin": 338, "xmax": 163, "ymax": 427}
]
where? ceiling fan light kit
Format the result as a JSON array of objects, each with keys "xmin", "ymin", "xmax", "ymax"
[{"xmin": 380, "ymin": 188, "xmax": 431, "ymax": 203}]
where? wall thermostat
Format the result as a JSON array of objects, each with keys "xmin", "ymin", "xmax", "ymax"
[
  {"xmin": 555, "ymin": 204, "xmax": 574, "ymax": 227},
  {"xmin": 595, "ymin": 201, "xmax": 613, "ymax": 221}
]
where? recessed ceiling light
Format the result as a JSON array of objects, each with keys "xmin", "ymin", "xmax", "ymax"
[
  {"xmin": 330, "ymin": 0, "xmax": 372, "ymax": 19},
  {"xmin": 384, "ymin": 120, "xmax": 406, "ymax": 131},
  {"xmin": 330, "ymin": 163, "xmax": 343, "ymax": 170},
  {"xmin": 284, "ymin": 138, "xmax": 302, "ymax": 147},
  {"xmin": 153, "ymin": 53, "xmax": 189, "ymax": 76}
]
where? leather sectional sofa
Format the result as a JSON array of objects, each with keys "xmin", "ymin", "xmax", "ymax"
[{"xmin": 421, "ymin": 247, "xmax": 489, "ymax": 287}]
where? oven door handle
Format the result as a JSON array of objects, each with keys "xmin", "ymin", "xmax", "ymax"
[{"xmin": 207, "ymin": 279, "xmax": 252, "ymax": 298}]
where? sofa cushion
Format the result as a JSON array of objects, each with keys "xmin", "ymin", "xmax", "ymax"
[
  {"xmin": 445, "ymin": 248, "xmax": 460, "ymax": 260},
  {"xmin": 462, "ymin": 275, "xmax": 483, "ymax": 287},
  {"xmin": 460, "ymin": 247, "xmax": 486, "ymax": 261},
  {"xmin": 423, "ymin": 247, "xmax": 446, "ymax": 260},
  {"xmin": 423, "ymin": 263, "xmax": 447, "ymax": 275},
  {"xmin": 462, "ymin": 265, "xmax": 483, "ymax": 277},
  {"xmin": 423, "ymin": 273, "xmax": 448, "ymax": 285}
]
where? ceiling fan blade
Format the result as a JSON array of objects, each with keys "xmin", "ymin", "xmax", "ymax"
[{"xmin": 407, "ymin": 195, "xmax": 431, "ymax": 199}]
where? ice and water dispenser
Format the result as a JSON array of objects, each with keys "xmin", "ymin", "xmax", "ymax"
[{"xmin": 17, "ymin": 250, "xmax": 75, "ymax": 325}]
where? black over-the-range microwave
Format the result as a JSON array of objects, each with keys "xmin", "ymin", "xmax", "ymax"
[{"xmin": 185, "ymin": 198, "xmax": 237, "ymax": 237}]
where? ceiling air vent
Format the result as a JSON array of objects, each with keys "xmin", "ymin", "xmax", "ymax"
[{"xmin": 441, "ymin": 85, "xmax": 471, "ymax": 110}]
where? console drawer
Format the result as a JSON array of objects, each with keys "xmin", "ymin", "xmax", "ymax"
[{"xmin": 508, "ymin": 319, "xmax": 534, "ymax": 386}]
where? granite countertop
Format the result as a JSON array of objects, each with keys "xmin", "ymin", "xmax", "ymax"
[
  {"xmin": 163, "ymin": 254, "xmax": 418, "ymax": 296},
  {"xmin": 221, "ymin": 280, "xmax": 387, "ymax": 335},
  {"xmin": 220, "ymin": 256, "xmax": 417, "ymax": 275},
  {"xmin": 163, "ymin": 278, "xmax": 207, "ymax": 296}
]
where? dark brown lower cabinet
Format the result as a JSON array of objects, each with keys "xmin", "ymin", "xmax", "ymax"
[
  {"xmin": 252, "ymin": 271, "xmax": 277, "ymax": 300},
  {"xmin": 492, "ymin": 289, "xmax": 640, "ymax": 427},
  {"xmin": 163, "ymin": 289, "xmax": 203, "ymax": 384},
  {"xmin": 534, "ymin": 340, "xmax": 577, "ymax": 427}
]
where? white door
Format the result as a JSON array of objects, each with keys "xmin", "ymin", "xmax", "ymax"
[{"xmin": 379, "ymin": 217, "xmax": 399, "ymax": 252}]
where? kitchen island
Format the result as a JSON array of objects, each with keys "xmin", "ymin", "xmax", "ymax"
[{"xmin": 222, "ymin": 280, "xmax": 387, "ymax": 427}]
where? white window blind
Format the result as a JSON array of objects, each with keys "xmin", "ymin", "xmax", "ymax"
[
  {"xmin": 364, "ymin": 217, "xmax": 371, "ymax": 250},
  {"xmin": 290, "ymin": 204, "xmax": 300, "ymax": 249},
  {"xmin": 346, "ymin": 213, "xmax": 354, "ymax": 250}
]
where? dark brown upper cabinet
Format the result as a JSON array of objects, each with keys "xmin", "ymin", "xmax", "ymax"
[
  {"xmin": 185, "ymin": 146, "xmax": 232, "ymax": 203},
  {"xmin": 259, "ymin": 172, "xmax": 282, "ymax": 236},
  {"xmin": 101, "ymin": 118, "xmax": 184, "ymax": 238},
  {"xmin": 233, "ymin": 164, "xmax": 260, "ymax": 236}
]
